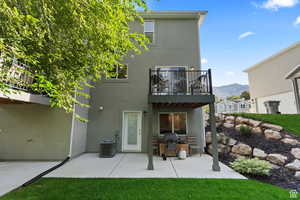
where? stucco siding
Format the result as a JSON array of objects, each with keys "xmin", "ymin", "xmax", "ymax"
[
  {"xmin": 86, "ymin": 17, "xmax": 204, "ymax": 152},
  {"xmin": 255, "ymin": 91, "xmax": 297, "ymax": 114},
  {"xmin": 0, "ymin": 104, "xmax": 72, "ymax": 161},
  {"xmin": 247, "ymin": 44, "xmax": 300, "ymax": 99}
]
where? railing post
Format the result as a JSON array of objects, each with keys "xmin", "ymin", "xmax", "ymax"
[
  {"xmin": 208, "ymin": 69, "xmax": 213, "ymax": 94},
  {"xmin": 149, "ymin": 68, "xmax": 151, "ymax": 95}
]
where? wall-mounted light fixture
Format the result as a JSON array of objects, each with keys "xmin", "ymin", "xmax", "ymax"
[{"xmin": 99, "ymin": 106, "xmax": 104, "ymax": 111}]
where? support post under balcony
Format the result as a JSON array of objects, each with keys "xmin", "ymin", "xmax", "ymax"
[
  {"xmin": 147, "ymin": 103, "xmax": 154, "ymax": 170},
  {"xmin": 209, "ymin": 102, "xmax": 220, "ymax": 172}
]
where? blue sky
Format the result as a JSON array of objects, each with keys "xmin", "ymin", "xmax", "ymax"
[{"xmin": 146, "ymin": 0, "xmax": 300, "ymax": 86}]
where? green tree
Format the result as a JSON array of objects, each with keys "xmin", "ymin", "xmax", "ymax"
[
  {"xmin": 240, "ymin": 91, "xmax": 250, "ymax": 100},
  {"xmin": 0, "ymin": 0, "xmax": 148, "ymax": 119}
]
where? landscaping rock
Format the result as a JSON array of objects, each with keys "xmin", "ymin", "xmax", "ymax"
[
  {"xmin": 291, "ymin": 148, "xmax": 300, "ymax": 159},
  {"xmin": 264, "ymin": 129, "xmax": 282, "ymax": 140},
  {"xmin": 229, "ymin": 153, "xmax": 245, "ymax": 158},
  {"xmin": 271, "ymin": 164, "xmax": 281, "ymax": 169},
  {"xmin": 235, "ymin": 124, "xmax": 243, "ymax": 132},
  {"xmin": 225, "ymin": 116, "xmax": 235, "ymax": 122},
  {"xmin": 231, "ymin": 143, "xmax": 252, "ymax": 156},
  {"xmin": 285, "ymin": 160, "xmax": 300, "ymax": 171},
  {"xmin": 207, "ymin": 144, "xmax": 230, "ymax": 154},
  {"xmin": 248, "ymin": 119, "xmax": 262, "ymax": 127},
  {"xmin": 251, "ymin": 127, "xmax": 263, "ymax": 136},
  {"xmin": 281, "ymin": 138, "xmax": 299, "ymax": 145},
  {"xmin": 223, "ymin": 123, "xmax": 234, "ymax": 129},
  {"xmin": 219, "ymin": 133, "xmax": 228, "ymax": 145},
  {"xmin": 261, "ymin": 123, "xmax": 283, "ymax": 132},
  {"xmin": 253, "ymin": 148, "xmax": 267, "ymax": 159},
  {"xmin": 295, "ymin": 171, "xmax": 300, "ymax": 180},
  {"xmin": 205, "ymin": 132, "xmax": 212, "ymax": 144},
  {"xmin": 235, "ymin": 117, "xmax": 249, "ymax": 125},
  {"xmin": 266, "ymin": 154, "xmax": 288, "ymax": 165},
  {"xmin": 228, "ymin": 138, "xmax": 237, "ymax": 146}
]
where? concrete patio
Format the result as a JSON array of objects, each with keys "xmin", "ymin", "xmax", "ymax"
[
  {"xmin": 47, "ymin": 153, "xmax": 245, "ymax": 179},
  {"xmin": 0, "ymin": 161, "xmax": 58, "ymax": 197}
]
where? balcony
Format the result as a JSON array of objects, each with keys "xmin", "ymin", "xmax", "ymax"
[
  {"xmin": 148, "ymin": 68, "xmax": 215, "ymax": 107},
  {"xmin": 0, "ymin": 59, "xmax": 49, "ymax": 105}
]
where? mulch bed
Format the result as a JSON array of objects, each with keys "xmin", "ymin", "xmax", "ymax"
[{"xmin": 216, "ymin": 127, "xmax": 300, "ymax": 192}]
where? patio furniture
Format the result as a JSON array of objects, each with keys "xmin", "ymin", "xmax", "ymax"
[
  {"xmin": 152, "ymin": 136, "xmax": 159, "ymax": 155},
  {"xmin": 187, "ymin": 135, "xmax": 202, "ymax": 156},
  {"xmin": 159, "ymin": 143, "xmax": 189, "ymax": 157}
]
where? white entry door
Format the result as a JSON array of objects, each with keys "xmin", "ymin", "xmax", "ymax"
[{"xmin": 122, "ymin": 111, "xmax": 142, "ymax": 152}]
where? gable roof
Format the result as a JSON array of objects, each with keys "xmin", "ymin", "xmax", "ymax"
[
  {"xmin": 285, "ymin": 65, "xmax": 300, "ymax": 79},
  {"xmin": 243, "ymin": 40, "xmax": 300, "ymax": 73}
]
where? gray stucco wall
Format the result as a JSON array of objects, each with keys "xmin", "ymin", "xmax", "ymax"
[
  {"xmin": 0, "ymin": 104, "xmax": 72, "ymax": 161},
  {"xmin": 86, "ymin": 17, "xmax": 204, "ymax": 152}
]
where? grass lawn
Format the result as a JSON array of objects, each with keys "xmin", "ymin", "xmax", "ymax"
[
  {"xmin": 0, "ymin": 178, "xmax": 289, "ymax": 200},
  {"xmin": 232, "ymin": 113, "xmax": 300, "ymax": 137}
]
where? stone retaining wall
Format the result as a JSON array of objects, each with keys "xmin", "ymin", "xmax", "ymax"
[{"xmin": 206, "ymin": 115, "xmax": 300, "ymax": 179}]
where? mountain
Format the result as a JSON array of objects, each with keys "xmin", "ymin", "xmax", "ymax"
[{"xmin": 213, "ymin": 83, "xmax": 249, "ymax": 98}]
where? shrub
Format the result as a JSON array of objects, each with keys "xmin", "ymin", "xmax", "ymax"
[
  {"xmin": 230, "ymin": 157, "xmax": 272, "ymax": 176},
  {"xmin": 240, "ymin": 125, "xmax": 252, "ymax": 137}
]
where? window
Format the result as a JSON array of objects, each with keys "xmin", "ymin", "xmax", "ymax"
[
  {"xmin": 106, "ymin": 64, "xmax": 128, "ymax": 80},
  {"xmin": 144, "ymin": 21, "xmax": 155, "ymax": 43},
  {"xmin": 159, "ymin": 112, "xmax": 187, "ymax": 135}
]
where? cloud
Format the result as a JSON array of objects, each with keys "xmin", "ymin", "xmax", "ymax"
[
  {"xmin": 255, "ymin": 0, "xmax": 299, "ymax": 11},
  {"xmin": 294, "ymin": 16, "xmax": 300, "ymax": 26},
  {"xmin": 238, "ymin": 32, "xmax": 255, "ymax": 40},
  {"xmin": 226, "ymin": 71, "xmax": 235, "ymax": 76},
  {"xmin": 201, "ymin": 58, "xmax": 208, "ymax": 64}
]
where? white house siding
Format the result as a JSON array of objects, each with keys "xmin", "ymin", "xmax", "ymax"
[{"xmin": 255, "ymin": 91, "xmax": 297, "ymax": 114}]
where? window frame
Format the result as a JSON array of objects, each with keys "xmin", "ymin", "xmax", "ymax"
[
  {"xmin": 144, "ymin": 20, "xmax": 155, "ymax": 44},
  {"xmin": 158, "ymin": 112, "xmax": 188, "ymax": 136},
  {"xmin": 105, "ymin": 64, "xmax": 128, "ymax": 80}
]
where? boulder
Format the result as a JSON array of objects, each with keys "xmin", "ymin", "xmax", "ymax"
[
  {"xmin": 264, "ymin": 129, "xmax": 282, "ymax": 140},
  {"xmin": 231, "ymin": 143, "xmax": 252, "ymax": 156},
  {"xmin": 291, "ymin": 148, "xmax": 300, "ymax": 159},
  {"xmin": 248, "ymin": 119, "xmax": 262, "ymax": 127},
  {"xmin": 281, "ymin": 138, "xmax": 299, "ymax": 145},
  {"xmin": 229, "ymin": 153, "xmax": 245, "ymax": 158},
  {"xmin": 235, "ymin": 117, "xmax": 249, "ymax": 125},
  {"xmin": 271, "ymin": 164, "xmax": 281, "ymax": 169},
  {"xmin": 228, "ymin": 138, "xmax": 237, "ymax": 146},
  {"xmin": 207, "ymin": 144, "xmax": 230, "ymax": 154},
  {"xmin": 266, "ymin": 154, "xmax": 288, "ymax": 165},
  {"xmin": 251, "ymin": 127, "xmax": 263, "ymax": 136},
  {"xmin": 223, "ymin": 123, "xmax": 234, "ymax": 129},
  {"xmin": 218, "ymin": 133, "xmax": 228, "ymax": 145},
  {"xmin": 261, "ymin": 123, "xmax": 283, "ymax": 132},
  {"xmin": 225, "ymin": 116, "xmax": 235, "ymax": 121},
  {"xmin": 205, "ymin": 132, "xmax": 212, "ymax": 144},
  {"xmin": 295, "ymin": 172, "xmax": 300, "ymax": 180},
  {"xmin": 285, "ymin": 160, "xmax": 300, "ymax": 171},
  {"xmin": 235, "ymin": 124, "xmax": 243, "ymax": 132},
  {"xmin": 253, "ymin": 148, "xmax": 267, "ymax": 159}
]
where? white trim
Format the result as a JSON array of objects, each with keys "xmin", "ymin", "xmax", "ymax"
[
  {"xmin": 122, "ymin": 111, "xmax": 143, "ymax": 152},
  {"xmin": 68, "ymin": 93, "xmax": 77, "ymax": 157},
  {"xmin": 144, "ymin": 20, "xmax": 155, "ymax": 44},
  {"xmin": 158, "ymin": 112, "xmax": 188, "ymax": 136},
  {"xmin": 285, "ymin": 64, "xmax": 300, "ymax": 79}
]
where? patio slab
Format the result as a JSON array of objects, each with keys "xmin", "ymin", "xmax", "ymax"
[
  {"xmin": 47, "ymin": 153, "xmax": 246, "ymax": 179},
  {"xmin": 0, "ymin": 161, "xmax": 58, "ymax": 197}
]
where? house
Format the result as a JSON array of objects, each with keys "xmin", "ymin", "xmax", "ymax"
[
  {"xmin": 0, "ymin": 11, "xmax": 220, "ymax": 171},
  {"xmin": 215, "ymin": 99, "xmax": 251, "ymax": 114},
  {"xmin": 244, "ymin": 41, "xmax": 300, "ymax": 114}
]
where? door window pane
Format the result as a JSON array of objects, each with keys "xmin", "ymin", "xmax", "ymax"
[
  {"xmin": 127, "ymin": 113, "xmax": 138, "ymax": 145},
  {"xmin": 159, "ymin": 114, "xmax": 172, "ymax": 134},
  {"xmin": 173, "ymin": 113, "xmax": 187, "ymax": 135}
]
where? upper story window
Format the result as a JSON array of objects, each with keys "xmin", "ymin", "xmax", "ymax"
[
  {"xmin": 106, "ymin": 64, "xmax": 128, "ymax": 80},
  {"xmin": 144, "ymin": 21, "xmax": 155, "ymax": 44}
]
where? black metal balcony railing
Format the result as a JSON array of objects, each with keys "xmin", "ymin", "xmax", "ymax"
[
  {"xmin": 149, "ymin": 68, "xmax": 212, "ymax": 96},
  {"xmin": 0, "ymin": 58, "xmax": 34, "ymax": 92}
]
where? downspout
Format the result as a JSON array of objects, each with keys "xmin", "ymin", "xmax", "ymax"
[
  {"xmin": 292, "ymin": 78, "xmax": 300, "ymax": 114},
  {"xmin": 68, "ymin": 92, "xmax": 77, "ymax": 157}
]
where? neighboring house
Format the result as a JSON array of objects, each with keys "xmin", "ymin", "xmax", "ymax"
[
  {"xmin": 244, "ymin": 41, "xmax": 300, "ymax": 114},
  {"xmin": 215, "ymin": 99, "xmax": 250, "ymax": 114},
  {"xmin": 0, "ymin": 11, "xmax": 220, "ymax": 171}
]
